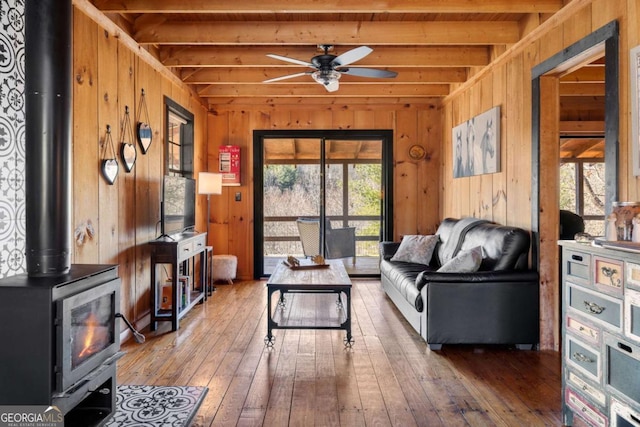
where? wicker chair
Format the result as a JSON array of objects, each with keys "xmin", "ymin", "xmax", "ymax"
[{"xmin": 296, "ymin": 218, "xmax": 356, "ymax": 265}]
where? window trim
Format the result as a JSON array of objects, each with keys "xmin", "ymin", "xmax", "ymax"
[{"xmin": 164, "ymin": 96, "xmax": 194, "ymax": 178}]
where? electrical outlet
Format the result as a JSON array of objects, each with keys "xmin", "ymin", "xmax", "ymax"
[{"xmin": 235, "ymin": 192, "xmax": 241, "ymax": 201}]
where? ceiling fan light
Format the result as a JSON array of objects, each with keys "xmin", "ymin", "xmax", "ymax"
[
  {"xmin": 311, "ymin": 70, "xmax": 341, "ymax": 86},
  {"xmin": 325, "ymin": 79, "xmax": 339, "ymax": 92}
]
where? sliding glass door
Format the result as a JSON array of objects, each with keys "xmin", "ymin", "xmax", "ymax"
[
  {"xmin": 262, "ymin": 137, "xmax": 322, "ymax": 273},
  {"xmin": 254, "ymin": 130, "xmax": 393, "ymax": 278}
]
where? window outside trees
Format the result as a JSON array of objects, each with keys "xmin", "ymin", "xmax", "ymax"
[
  {"xmin": 560, "ymin": 161, "xmax": 605, "ymax": 236},
  {"xmin": 255, "ymin": 131, "xmax": 393, "ymax": 277}
]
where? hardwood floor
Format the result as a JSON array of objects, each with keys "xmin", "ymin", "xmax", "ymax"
[{"xmin": 118, "ymin": 280, "xmax": 563, "ymax": 426}]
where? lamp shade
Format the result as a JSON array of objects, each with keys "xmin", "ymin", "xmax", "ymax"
[{"xmin": 198, "ymin": 172, "xmax": 223, "ymax": 195}]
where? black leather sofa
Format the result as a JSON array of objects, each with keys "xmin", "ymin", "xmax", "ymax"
[{"xmin": 380, "ymin": 218, "xmax": 539, "ymax": 350}]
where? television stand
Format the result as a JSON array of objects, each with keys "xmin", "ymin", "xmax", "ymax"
[{"xmin": 149, "ymin": 231, "xmax": 207, "ymax": 331}]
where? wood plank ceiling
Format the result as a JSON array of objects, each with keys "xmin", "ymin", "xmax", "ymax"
[
  {"xmin": 89, "ymin": 0, "xmax": 604, "ymax": 159},
  {"xmin": 89, "ymin": 0, "xmax": 566, "ymax": 101}
]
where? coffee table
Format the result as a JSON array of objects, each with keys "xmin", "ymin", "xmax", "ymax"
[{"xmin": 265, "ymin": 259, "xmax": 354, "ymax": 347}]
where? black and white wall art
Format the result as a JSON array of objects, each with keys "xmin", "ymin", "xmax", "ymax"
[
  {"xmin": 0, "ymin": 0, "xmax": 26, "ymax": 278},
  {"xmin": 452, "ymin": 106, "xmax": 500, "ymax": 178}
]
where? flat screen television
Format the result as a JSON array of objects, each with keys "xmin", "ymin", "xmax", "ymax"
[{"xmin": 161, "ymin": 175, "xmax": 196, "ymax": 236}]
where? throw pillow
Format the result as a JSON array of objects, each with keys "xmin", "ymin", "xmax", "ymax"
[
  {"xmin": 436, "ymin": 246, "xmax": 483, "ymax": 273},
  {"xmin": 390, "ymin": 235, "xmax": 439, "ymax": 265}
]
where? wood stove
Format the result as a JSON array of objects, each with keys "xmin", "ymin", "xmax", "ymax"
[{"xmin": 0, "ymin": 265, "xmax": 121, "ymax": 426}]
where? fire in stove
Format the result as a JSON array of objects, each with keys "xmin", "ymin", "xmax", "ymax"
[
  {"xmin": 70, "ymin": 295, "xmax": 114, "ymax": 370},
  {"xmin": 75, "ymin": 312, "xmax": 110, "ymax": 363}
]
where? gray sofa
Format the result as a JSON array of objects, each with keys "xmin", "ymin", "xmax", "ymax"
[{"xmin": 380, "ymin": 218, "xmax": 539, "ymax": 350}]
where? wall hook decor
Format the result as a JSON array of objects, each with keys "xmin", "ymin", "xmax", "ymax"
[
  {"xmin": 120, "ymin": 105, "xmax": 137, "ymax": 172},
  {"xmin": 136, "ymin": 88, "xmax": 153, "ymax": 154},
  {"xmin": 101, "ymin": 124, "xmax": 118, "ymax": 185},
  {"xmin": 74, "ymin": 219, "xmax": 95, "ymax": 246}
]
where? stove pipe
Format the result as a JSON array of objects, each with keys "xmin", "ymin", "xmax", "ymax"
[{"xmin": 25, "ymin": 0, "xmax": 72, "ymax": 276}]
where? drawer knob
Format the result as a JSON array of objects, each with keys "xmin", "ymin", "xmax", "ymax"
[
  {"xmin": 618, "ymin": 342, "xmax": 633, "ymax": 354},
  {"xmin": 578, "ymin": 326, "xmax": 596, "ymax": 338},
  {"xmin": 600, "ymin": 266, "xmax": 621, "ymax": 287},
  {"xmin": 583, "ymin": 300, "xmax": 605, "ymax": 314},
  {"xmin": 573, "ymin": 352, "xmax": 594, "ymax": 363},
  {"xmin": 571, "ymin": 254, "xmax": 583, "ymax": 261}
]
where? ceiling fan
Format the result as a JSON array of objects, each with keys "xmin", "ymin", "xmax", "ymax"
[{"xmin": 264, "ymin": 45, "xmax": 397, "ymax": 92}]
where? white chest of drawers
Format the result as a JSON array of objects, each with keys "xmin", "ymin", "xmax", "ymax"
[{"xmin": 560, "ymin": 241, "xmax": 640, "ymax": 426}]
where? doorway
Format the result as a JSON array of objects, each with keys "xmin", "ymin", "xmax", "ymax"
[
  {"xmin": 253, "ymin": 130, "xmax": 394, "ymax": 278},
  {"xmin": 532, "ymin": 20, "xmax": 619, "ymax": 350}
]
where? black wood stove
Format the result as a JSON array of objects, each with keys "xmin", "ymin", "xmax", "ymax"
[{"xmin": 0, "ymin": 265, "xmax": 121, "ymax": 425}]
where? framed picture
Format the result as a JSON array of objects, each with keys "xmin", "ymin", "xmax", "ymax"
[
  {"xmin": 631, "ymin": 45, "xmax": 640, "ymax": 176},
  {"xmin": 219, "ymin": 145, "xmax": 241, "ymax": 186},
  {"xmin": 452, "ymin": 106, "xmax": 501, "ymax": 178}
]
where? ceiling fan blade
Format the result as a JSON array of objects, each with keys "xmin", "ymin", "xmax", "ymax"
[
  {"xmin": 263, "ymin": 72, "xmax": 309, "ymax": 83},
  {"xmin": 266, "ymin": 53, "xmax": 315, "ymax": 68},
  {"xmin": 331, "ymin": 46, "xmax": 373, "ymax": 67},
  {"xmin": 341, "ymin": 67, "xmax": 398, "ymax": 78}
]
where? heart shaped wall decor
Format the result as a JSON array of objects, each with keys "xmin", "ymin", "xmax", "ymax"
[
  {"xmin": 121, "ymin": 142, "xmax": 137, "ymax": 172},
  {"xmin": 102, "ymin": 159, "xmax": 118, "ymax": 184},
  {"xmin": 137, "ymin": 122, "xmax": 152, "ymax": 154}
]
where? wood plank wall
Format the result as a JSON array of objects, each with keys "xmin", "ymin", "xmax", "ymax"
[
  {"xmin": 441, "ymin": 0, "xmax": 640, "ymax": 350},
  {"xmin": 206, "ymin": 102, "xmax": 442, "ymax": 280},
  {"xmin": 71, "ymin": 8, "xmax": 208, "ymax": 331},
  {"xmin": 69, "ymin": 0, "xmax": 640, "ymax": 348}
]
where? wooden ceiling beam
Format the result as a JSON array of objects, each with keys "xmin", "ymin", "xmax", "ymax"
[
  {"xmin": 560, "ymin": 67, "xmax": 606, "ymax": 83},
  {"xmin": 560, "ymin": 138, "xmax": 604, "ymax": 159},
  {"xmin": 208, "ymin": 98, "xmax": 442, "ymax": 109},
  {"xmin": 576, "ymin": 140, "xmax": 605, "ymax": 159},
  {"xmin": 560, "ymin": 96, "xmax": 605, "ymax": 110},
  {"xmin": 134, "ymin": 21, "xmax": 520, "ymax": 45},
  {"xmin": 559, "ymin": 83, "xmax": 604, "ymax": 96},
  {"xmin": 559, "ymin": 121, "xmax": 604, "ymax": 135},
  {"xmin": 132, "ymin": 13, "xmax": 166, "ymax": 32},
  {"xmin": 94, "ymin": 0, "xmax": 563, "ymax": 14},
  {"xmin": 161, "ymin": 46, "xmax": 490, "ymax": 68},
  {"xmin": 181, "ymin": 68, "xmax": 467, "ymax": 84},
  {"xmin": 198, "ymin": 84, "xmax": 451, "ymax": 97}
]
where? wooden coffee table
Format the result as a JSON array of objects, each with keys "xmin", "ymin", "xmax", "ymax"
[{"xmin": 265, "ymin": 259, "xmax": 354, "ymax": 347}]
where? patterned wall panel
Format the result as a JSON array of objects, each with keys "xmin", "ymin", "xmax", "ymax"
[{"xmin": 0, "ymin": 0, "xmax": 26, "ymax": 278}]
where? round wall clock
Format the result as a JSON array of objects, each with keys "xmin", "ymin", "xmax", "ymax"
[{"xmin": 409, "ymin": 145, "xmax": 426, "ymax": 160}]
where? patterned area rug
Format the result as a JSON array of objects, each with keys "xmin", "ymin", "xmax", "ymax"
[{"xmin": 105, "ymin": 385, "xmax": 208, "ymax": 427}]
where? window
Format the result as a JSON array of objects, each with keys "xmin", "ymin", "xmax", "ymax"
[
  {"xmin": 560, "ymin": 160, "xmax": 605, "ymax": 236},
  {"xmin": 164, "ymin": 97, "xmax": 194, "ymax": 177}
]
